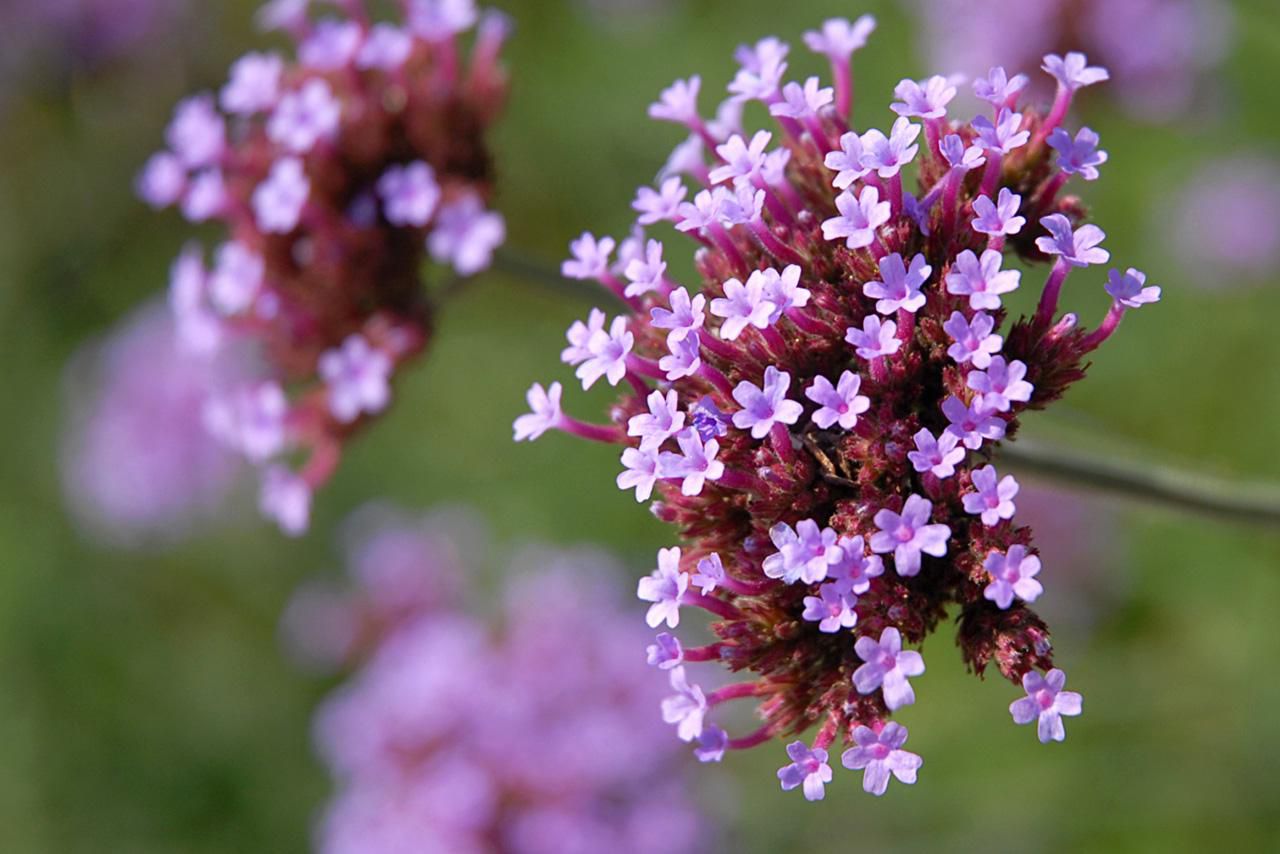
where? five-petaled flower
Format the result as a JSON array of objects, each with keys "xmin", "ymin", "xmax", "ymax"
[
  {"xmin": 870, "ymin": 495, "xmax": 951, "ymax": 577},
  {"xmin": 852, "ymin": 627, "xmax": 926, "ymax": 710},
  {"xmin": 841, "ymin": 723, "xmax": 923, "ymax": 796},
  {"xmin": 777, "ymin": 741, "xmax": 834, "ymax": 801},
  {"xmin": 1010, "ymin": 668, "xmax": 1083, "ymax": 743},
  {"xmin": 984, "ymin": 545, "xmax": 1043, "ymax": 609},
  {"xmin": 638, "ymin": 547, "xmax": 688, "ymax": 628}
]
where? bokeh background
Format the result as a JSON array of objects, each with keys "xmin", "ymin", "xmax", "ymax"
[{"xmin": 3, "ymin": 0, "xmax": 1280, "ymax": 850}]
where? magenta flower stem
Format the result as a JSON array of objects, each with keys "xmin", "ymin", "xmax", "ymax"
[
  {"xmin": 727, "ymin": 723, "xmax": 775, "ymax": 751},
  {"xmin": 683, "ymin": 642, "xmax": 728, "ymax": 662},
  {"xmin": 770, "ymin": 423, "xmax": 797, "ymax": 464},
  {"xmin": 685, "ymin": 592, "xmax": 743, "ymax": 621},
  {"xmin": 1033, "ymin": 85, "xmax": 1073, "ymax": 149},
  {"xmin": 1081, "ymin": 302, "xmax": 1126, "ymax": 351},
  {"xmin": 558, "ymin": 416, "xmax": 620, "ymax": 444},
  {"xmin": 751, "ymin": 219, "xmax": 807, "ymax": 266},
  {"xmin": 1034, "ymin": 259, "xmax": 1071, "ymax": 328},
  {"xmin": 599, "ymin": 273, "xmax": 643, "ymax": 312},
  {"xmin": 979, "ymin": 154, "xmax": 1003, "ymax": 197},
  {"xmin": 831, "ymin": 59, "xmax": 853, "ymax": 119},
  {"xmin": 718, "ymin": 467, "xmax": 765, "ymax": 494},
  {"xmin": 697, "ymin": 361, "xmax": 735, "ymax": 396},
  {"xmin": 706, "ymin": 682, "xmax": 761, "ymax": 707}
]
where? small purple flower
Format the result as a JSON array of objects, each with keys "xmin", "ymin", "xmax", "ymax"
[
  {"xmin": 136, "ymin": 152, "xmax": 186, "ymax": 209},
  {"xmin": 827, "ymin": 536, "xmax": 883, "ymax": 594},
  {"xmin": 356, "ymin": 24, "xmax": 414, "ymax": 71},
  {"xmin": 943, "ymin": 311, "xmax": 1002, "ymax": 368},
  {"xmin": 428, "ymin": 194, "xmax": 505, "ymax": 275},
  {"xmin": 822, "ymin": 186, "xmax": 891, "ymax": 250},
  {"xmin": 562, "ymin": 232, "xmax": 615, "ymax": 280},
  {"xmin": 166, "ymin": 95, "xmax": 226, "ymax": 169},
  {"xmin": 1010, "ymin": 668, "xmax": 1083, "ymax": 743},
  {"xmin": 690, "ymin": 397, "xmax": 730, "ymax": 442},
  {"xmin": 945, "ymin": 249, "xmax": 1020, "ymax": 310},
  {"xmin": 694, "ymin": 725, "xmax": 728, "ymax": 763},
  {"xmin": 512, "ymin": 381, "xmax": 563, "ymax": 442},
  {"xmin": 907, "ymin": 428, "xmax": 966, "ymax": 479},
  {"xmin": 618, "ymin": 446, "xmax": 661, "ymax": 501},
  {"xmin": 657, "ymin": 429, "xmax": 725, "ymax": 496},
  {"xmin": 984, "ymin": 545, "xmax": 1043, "ymax": 610},
  {"xmin": 691, "ymin": 553, "xmax": 726, "ymax": 594},
  {"xmin": 253, "ymin": 156, "xmax": 310, "ymax": 233},
  {"xmin": 845, "ymin": 315, "xmax": 901, "ymax": 360},
  {"xmin": 967, "ymin": 356, "xmax": 1034, "ymax": 412},
  {"xmin": 973, "ymin": 66, "xmax": 1028, "ymax": 108},
  {"xmin": 204, "ymin": 382, "xmax": 289, "ymax": 463},
  {"xmin": 864, "ymin": 252, "xmax": 931, "ymax": 315},
  {"xmin": 299, "ymin": 20, "xmax": 363, "ymax": 70},
  {"xmin": 941, "ymin": 134, "xmax": 986, "ymax": 173},
  {"xmin": 942, "ymin": 395, "xmax": 1006, "ymax": 449},
  {"xmin": 710, "ymin": 131, "xmax": 772, "ymax": 186},
  {"xmin": 377, "ymin": 161, "xmax": 441, "ymax": 227},
  {"xmin": 759, "ymin": 265, "xmax": 810, "ymax": 322},
  {"xmin": 891, "ymin": 75, "xmax": 956, "ymax": 119},
  {"xmin": 628, "ymin": 389, "xmax": 685, "ymax": 452},
  {"xmin": 561, "ymin": 309, "xmax": 606, "ymax": 366},
  {"xmin": 259, "ymin": 465, "xmax": 311, "ymax": 537},
  {"xmin": 962, "ymin": 464, "xmax": 1019, "ymax": 526},
  {"xmin": 408, "ymin": 0, "xmax": 478, "ymax": 41},
  {"xmin": 1105, "ymin": 268, "xmax": 1161, "ymax": 307},
  {"xmin": 731, "ymin": 366, "xmax": 803, "ymax": 439},
  {"xmin": 650, "ymin": 287, "xmax": 706, "ymax": 344},
  {"xmin": 646, "ymin": 632, "xmax": 684, "ymax": 670},
  {"xmin": 675, "ymin": 189, "xmax": 724, "ymax": 233},
  {"xmin": 634, "ymin": 177, "xmax": 689, "ymax": 225},
  {"xmin": 221, "ymin": 52, "xmax": 284, "ymax": 116},
  {"xmin": 805, "ymin": 370, "xmax": 870, "ymax": 430},
  {"xmin": 660, "ymin": 333, "xmax": 702, "ymax": 381},
  {"xmin": 662, "ymin": 665, "xmax": 707, "ymax": 742},
  {"xmin": 1036, "ymin": 214, "xmax": 1110, "ymax": 268},
  {"xmin": 777, "ymin": 742, "xmax": 833, "ymax": 802},
  {"xmin": 870, "ymin": 494, "xmax": 951, "ymax": 577},
  {"xmin": 1049, "ymin": 127, "xmax": 1108, "ymax": 180},
  {"xmin": 859, "ymin": 117, "xmax": 921, "ymax": 179},
  {"xmin": 728, "ymin": 38, "xmax": 789, "ymax": 103},
  {"xmin": 575, "ymin": 315, "xmax": 633, "ymax": 390},
  {"xmin": 649, "ymin": 76, "xmax": 703, "ymax": 127},
  {"xmin": 765, "ymin": 519, "xmax": 841, "ymax": 585},
  {"xmin": 268, "ymin": 79, "xmax": 342, "ymax": 154},
  {"xmin": 972, "ymin": 188, "xmax": 1026, "ymax": 237},
  {"xmin": 802, "ymin": 584, "xmax": 858, "ymax": 633},
  {"xmin": 638, "ymin": 546, "xmax": 688, "ymax": 629},
  {"xmin": 841, "ymin": 723, "xmax": 922, "ymax": 796},
  {"xmin": 181, "ymin": 170, "xmax": 228, "ymax": 223},
  {"xmin": 770, "ymin": 77, "xmax": 834, "ymax": 119},
  {"xmin": 825, "ymin": 132, "xmax": 869, "ymax": 189},
  {"xmin": 803, "ymin": 15, "xmax": 876, "ymax": 62},
  {"xmin": 318, "ymin": 335, "xmax": 393, "ymax": 424},
  {"xmin": 852, "ymin": 627, "xmax": 925, "ymax": 710},
  {"xmin": 972, "ymin": 108, "xmax": 1029, "ymax": 155},
  {"xmin": 624, "ymin": 240, "xmax": 669, "ymax": 298},
  {"xmin": 1042, "ymin": 52, "xmax": 1110, "ymax": 92}
]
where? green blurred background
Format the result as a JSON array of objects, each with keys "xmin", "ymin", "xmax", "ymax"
[{"xmin": 2, "ymin": 0, "xmax": 1279, "ymax": 850}]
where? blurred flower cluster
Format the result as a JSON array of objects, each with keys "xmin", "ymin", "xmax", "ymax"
[
  {"xmin": 287, "ymin": 506, "xmax": 710, "ymax": 853},
  {"xmin": 134, "ymin": 0, "xmax": 509, "ymax": 536},
  {"xmin": 518, "ymin": 16, "xmax": 1159, "ymax": 797}
]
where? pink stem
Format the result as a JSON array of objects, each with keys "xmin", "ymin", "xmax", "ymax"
[
  {"xmin": 832, "ymin": 59, "xmax": 852, "ymax": 119},
  {"xmin": 1034, "ymin": 259, "xmax": 1071, "ymax": 328},
  {"xmin": 559, "ymin": 416, "xmax": 620, "ymax": 444},
  {"xmin": 1081, "ymin": 302, "xmax": 1126, "ymax": 351},
  {"xmin": 685, "ymin": 592, "xmax": 743, "ymax": 621},
  {"xmin": 728, "ymin": 723, "xmax": 776, "ymax": 751},
  {"xmin": 707, "ymin": 682, "xmax": 760, "ymax": 706}
]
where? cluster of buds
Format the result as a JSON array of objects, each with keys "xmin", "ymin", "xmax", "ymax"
[
  {"xmin": 516, "ymin": 16, "xmax": 1158, "ymax": 798},
  {"xmin": 294, "ymin": 507, "xmax": 709, "ymax": 853},
  {"xmin": 136, "ymin": 0, "xmax": 509, "ymax": 534}
]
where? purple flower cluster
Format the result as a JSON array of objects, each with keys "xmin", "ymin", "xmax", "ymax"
[
  {"xmin": 518, "ymin": 17, "xmax": 1158, "ymax": 798},
  {"xmin": 137, "ymin": 0, "xmax": 509, "ymax": 535},
  {"xmin": 295, "ymin": 507, "xmax": 708, "ymax": 853}
]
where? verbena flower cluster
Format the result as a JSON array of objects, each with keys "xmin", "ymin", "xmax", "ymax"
[
  {"xmin": 292, "ymin": 507, "xmax": 708, "ymax": 853},
  {"xmin": 517, "ymin": 16, "xmax": 1159, "ymax": 798},
  {"xmin": 136, "ymin": 0, "xmax": 508, "ymax": 535}
]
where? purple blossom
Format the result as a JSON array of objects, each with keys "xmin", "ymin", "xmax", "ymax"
[
  {"xmin": 657, "ymin": 429, "xmax": 725, "ymax": 496},
  {"xmin": 377, "ymin": 161, "xmax": 441, "ymax": 227},
  {"xmin": 803, "ymin": 16, "xmax": 876, "ymax": 62},
  {"xmin": 852, "ymin": 627, "xmax": 925, "ymax": 709},
  {"xmin": 624, "ymin": 239, "xmax": 669, "ymax": 297},
  {"xmin": 561, "ymin": 309, "xmax": 606, "ymax": 366},
  {"xmin": 945, "ymin": 248, "xmax": 1021, "ymax": 310},
  {"xmin": 1049, "ymin": 127, "xmax": 1108, "ymax": 180},
  {"xmin": 662, "ymin": 136, "xmax": 708, "ymax": 183},
  {"xmin": 972, "ymin": 188, "xmax": 1026, "ymax": 237},
  {"xmin": 712, "ymin": 273, "xmax": 775, "ymax": 340},
  {"xmin": 208, "ymin": 241, "xmax": 264, "ymax": 316},
  {"xmin": 512, "ymin": 381, "xmax": 563, "ymax": 442},
  {"xmin": 257, "ymin": 0, "xmax": 308, "ymax": 33},
  {"xmin": 356, "ymin": 24, "xmax": 414, "ymax": 71},
  {"xmin": 907, "ymin": 428, "xmax": 966, "ymax": 479},
  {"xmin": 647, "ymin": 633, "xmax": 684, "ymax": 670},
  {"xmin": 760, "ymin": 265, "xmax": 810, "ymax": 321},
  {"xmin": 638, "ymin": 547, "xmax": 688, "ymax": 629},
  {"xmin": 822, "ymin": 185, "xmax": 891, "ymax": 250},
  {"xmin": 973, "ymin": 66, "xmax": 1028, "ymax": 108},
  {"xmin": 634, "ymin": 177, "xmax": 688, "ymax": 225},
  {"xmin": 268, "ymin": 79, "xmax": 342, "ymax": 153},
  {"xmin": 204, "ymin": 382, "xmax": 289, "ymax": 463},
  {"xmin": 166, "ymin": 95, "xmax": 226, "ymax": 169},
  {"xmin": 825, "ymin": 132, "xmax": 869, "ymax": 189},
  {"xmin": 181, "ymin": 170, "xmax": 228, "ymax": 223},
  {"xmin": 136, "ymin": 152, "xmax": 186, "ymax": 209},
  {"xmin": 660, "ymin": 333, "xmax": 702, "ymax": 381},
  {"xmin": 1036, "ymin": 214, "xmax": 1110, "ymax": 267},
  {"xmin": 827, "ymin": 536, "xmax": 883, "ymax": 594},
  {"xmin": 628, "ymin": 389, "xmax": 685, "ymax": 452},
  {"xmin": 168, "ymin": 249, "xmax": 222, "ymax": 355},
  {"xmin": 962, "ymin": 464, "xmax": 1019, "ymax": 526},
  {"xmin": 942, "ymin": 395, "xmax": 1006, "ymax": 449},
  {"xmin": 299, "ymin": 19, "xmax": 363, "ymax": 70},
  {"xmin": 770, "ymin": 77, "xmax": 834, "ymax": 119},
  {"xmin": 802, "ymin": 584, "xmax": 858, "ymax": 633},
  {"xmin": 695, "ymin": 726, "xmax": 728, "ymax": 763},
  {"xmin": 675, "ymin": 188, "xmax": 724, "ymax": 233},
  {"xmin": 763, "ymin": 519, "xmax": 841, "ymax": 585},
  {"xmin": 562, "ymin": 232, "xmax": 615, "ymax": 280},
  {"xmin": 691, "ymin": 553, "xmax": 725, "ymax": 594},
  {"xmin": 661, "ymin": 665, "xmax": 707, "ymax": 741},
  {"xmin": 941, "ymin": 134, "xmax": 986, "ymax": 172},
  {"xmin": 728, "ymin": 38, "xmax": 789, "ymax": 103},
  {"xmin": 1106, "ymin": 267, "xmax": 1161, "ymax": 307},
  {"xmin": 1010, "ymin": 668, "xmax": 1083, "ymax": 743},
  {"xmin": 649, "ymin": 76, "xmax": 702, "ymax": 126},
  {"xmin": 972, "ymin": 109, "xmax": 1029, "ymax": 155},
  {"xmin": 870, "ymin": 494, "xmax": 951, "ymax": 577},
  {"xmin": 984, "ymin": 545, "xmax": 1043, "ymax": 609},
  {"xmin": 777, "ymin": 742, "xmax": 833, "ymax": 802},
  {"xmin": 858, "ymin": 117, "xmax": 921, "ymax": 179},
  {"xmin": 575, "ymin": 315, "xmax": 633, "ymax": 390},
  {"xmin": 650, "ymin": 288, "xmax": 706, "ymax": 344},
  {"xmin": 259, "ymin": 465, "xmax": 311, "ymax": 537},
  {"xmin": 428, "ymin": 194, "xmax": 505, "ymax": 275},
  {"xmin": 711, "ymin": 131, "xmax": 773, "ymax": 186},
  {"xmin": 318, "ymin": 335, "xmax": 393, "ymax": 423},
  {"xmin": 845, "ymin": 314, "xmax": 901, "ymax": 360},
  {"xmin": 943, "ymin": 310, "xmax": 1002, "ymax": 368},
  {"xmin": 618, "ymin": 446, "xmax": 661, "ymax": 501},
  {"xmin": 1042, "ymin": 52, "xmax": 1110, "ymax": 91},
  {"xmin": 252, "ymin": 156, "xmax": 310, "ymax": 233},
  {"xmin": 718, "ymin": 184, "xmax": 766, "ymax": 226},
  {"xmin": 408, "ymin": 0, "xmax": 478, "ymax": 41},
  {"xmin": 864, "ymin": 252, "xmax": 932, "ymax": 315},
  {"xmin": 805, "ymin": 371, "xmax": 870, "ymax": 430},
  {"xmin": 967, "ymin": 356, "xmax": 1034, "ymax": 411},
  {"xmin": 221, "ymin": 52, "xmax": 284, "ymax": 116},
  {"xmin": 690, "ymin": 397, "xmax": 729, "ymax": 442},
  {"xmin": 891, "ymin": 75, "xmax": 956, "ymax": 119},
  {"xmin": 841, "ymin": 723, "xmax": 922, "ymax": 796},
  {"xmin": 731, "ymin": 366, "xmax": 803, "ymax": 439}
]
